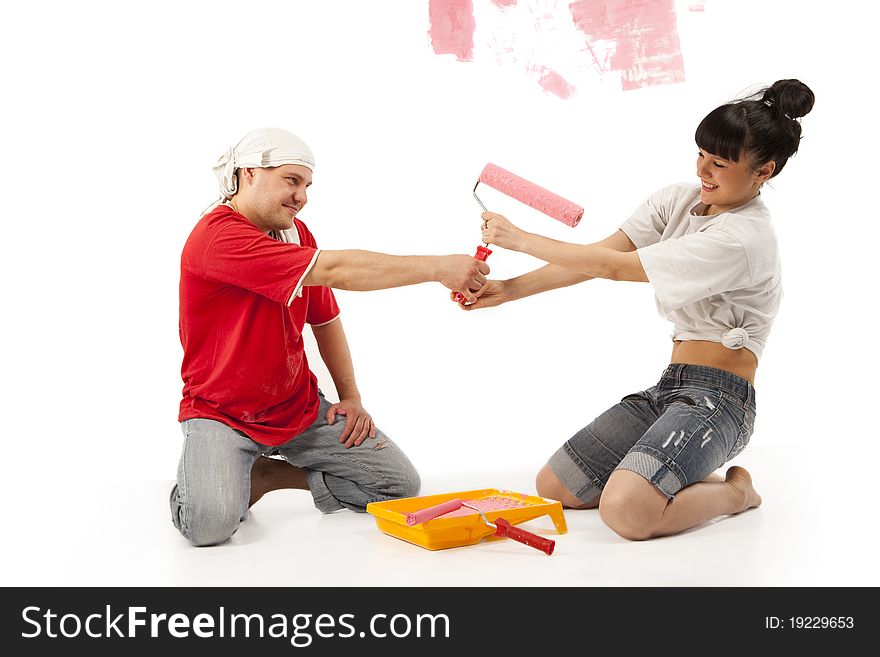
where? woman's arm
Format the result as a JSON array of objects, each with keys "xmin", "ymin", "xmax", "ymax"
[
  {"xmin": 482, "ymin": 213, "xmax": 647, "ymax": 283},
  {"xmin": 506, "ymin": 230, "xmax": 638, "ymax": 299},
  {"xmin": 462, "ymin": 230, "xmax": 637, "ymax": 310}
]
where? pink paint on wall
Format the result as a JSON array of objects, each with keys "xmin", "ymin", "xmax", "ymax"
[
  {"xmin": 427, "ymin": 1, "xmax": 689, "ymax": 96},
  {"xmin": 569, "ymin": 0, "xmax": 685, "ymax": 91},
  {"xmin": 536, "ymin": 67, "xmax": 575, "ymax": 99},
  {"xmin": 428, "ymin": 0, "xmax": 476, "ymax": 61}
]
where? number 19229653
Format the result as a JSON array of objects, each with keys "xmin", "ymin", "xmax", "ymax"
[{"xmin": 765, "ymin": 617, "xmax": 854, "ymax": 629}]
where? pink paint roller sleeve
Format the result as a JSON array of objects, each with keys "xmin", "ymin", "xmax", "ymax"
[
  {"xmin": 478, "ymin": 163, "xmax": 583, "ymax": 227},
  {"xmin": 405, "ymin": 499, "xmax": 464, "ymax": 526}
]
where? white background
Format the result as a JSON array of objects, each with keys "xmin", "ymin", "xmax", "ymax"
[{"xmin": 1, "ymin": 0, "xmax": 877, "ymax": 586}]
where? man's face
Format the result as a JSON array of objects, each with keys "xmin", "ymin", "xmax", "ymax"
[{"xmin": 240, "ymin": 164, "xmax": 313, "ymax": 232}]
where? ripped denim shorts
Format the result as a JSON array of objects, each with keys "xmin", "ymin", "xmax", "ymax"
[{"xmin": 548, "ymin": 364, "xmax": 757, "ymax": 501}]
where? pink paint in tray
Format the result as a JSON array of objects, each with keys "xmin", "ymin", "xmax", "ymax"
[
  {"xmin": 367, "ymin": 488, "xmax": 568, "ymax": 551},
  {"xmin": 436, "ymin": 495, "xmax": 527, "ymax": 518}
]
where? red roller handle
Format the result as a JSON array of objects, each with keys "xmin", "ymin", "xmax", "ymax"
[
  {"xmin": 493, "ymin": 517, "xmax": 555, "ymax": 555},
  {"xmin": 452, "ymin": 245, "xmax": 492, "ymax": 304}
]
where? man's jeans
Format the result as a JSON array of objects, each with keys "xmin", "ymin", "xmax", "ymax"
[{"xmin": 170, "ymin": 395, "xmax": 420, "ymax": 546}]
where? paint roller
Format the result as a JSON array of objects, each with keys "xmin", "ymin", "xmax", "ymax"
[
  {"xmin": 405, "ymin": 498, "xmax": 555, "ymax": 555},
  {"xmin": 452, "ymin": 163, "xmax": 584, "ymax": 303}
]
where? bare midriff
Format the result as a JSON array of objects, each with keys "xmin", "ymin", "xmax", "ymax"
[{"xmin": 670, "ymin": 340, "xmax": 757, "ymax": 385}]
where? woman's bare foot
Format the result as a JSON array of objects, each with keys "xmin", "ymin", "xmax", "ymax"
[
  {"xmin": 249, "ymin": 456, "xmax": 309, "ymax": 507},
  {"xmin": 703, "ymin": 471, "xmax": 724, "ymax": 484},
  {"xmin": 724, "ymin": 465, "xmax": 762, "ymax": 514}
]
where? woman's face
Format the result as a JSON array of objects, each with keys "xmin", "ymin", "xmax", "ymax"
[{"xmin": 696, "ymin": 148, "xmax": 775, "ymax": 214}]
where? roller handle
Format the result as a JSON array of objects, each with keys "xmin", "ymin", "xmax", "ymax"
[
  {"xmin": 452, "ymin": 245, "xmax": 493, "ymax": 304},
  {"xmin": 493, "ymin": 517, "xmax": 555, "ymax": 556}
]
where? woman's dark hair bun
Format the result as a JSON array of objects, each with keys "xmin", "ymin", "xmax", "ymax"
[
  {"xmin": 761, "ymin": 79, "xmax": 815, "ymax": 120},
  {"xmin": 696, "ymin": 79, "xmax": 815, "ymax": 178}
]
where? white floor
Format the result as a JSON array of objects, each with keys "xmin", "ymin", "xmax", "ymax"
[{"xmin": 5, "ymin": 445, "xmax": 877, "ymax": 587}]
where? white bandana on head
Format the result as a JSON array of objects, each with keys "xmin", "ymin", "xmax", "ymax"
[{"xmin": 212, "ymin": 127, "xmax": 316, "ymax": 201}]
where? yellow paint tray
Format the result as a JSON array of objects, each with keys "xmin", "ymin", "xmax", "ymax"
[{"xmin": 366, "ymin": 488, "xmax": 567, "ymax": 551}]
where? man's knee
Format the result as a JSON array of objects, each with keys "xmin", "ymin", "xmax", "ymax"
[
  {"xmin": 186, "ymin": 515, "xmax": 241, "ymax": 547},
  {"xmin": 185, "ymin": 508, "xmax": 244, "ymax": 547},
  {"xmin": 372, "ymin": 442, "xmax": 421, "ymax": 499},
  {"xmin": 376, "ymin": 457, "xmax": 421, "ymax": 501},
  {"xmin": 171, "ymin": 487, "xmax": 244, "ymax": 547},
  {"xmin": 393, "ymin": 461, "xmax": 420, "ymax": 499}
]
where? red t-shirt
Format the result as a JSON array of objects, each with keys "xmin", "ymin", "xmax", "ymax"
[{"xmin": 178, "ymin": 205, "xmax": 339, "ymax": 446}]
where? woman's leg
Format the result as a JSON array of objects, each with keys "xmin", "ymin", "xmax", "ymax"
[
  {"xmin": 536, "ymin": 463, "xmax": 727, "ymax": 511},
  {"xmin": 598, "ymin": 366, "xmax": 761, "ymax": 540},
  {"xmin": 536, "ymin": 464, "xmax": 599, "ymax": 509},
  {"xmin": 537, "ymin": 388, "xmax": 660, "ymax": 509},
  {"xmin": 599, "ymin": 466, "xmax": 761, "ymax": 540}
]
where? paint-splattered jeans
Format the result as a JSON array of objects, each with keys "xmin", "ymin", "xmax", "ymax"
[
  {"xmin": 549, "ymin": 364, "xmax": 757, "ymax": 502},
  {"xmin": 170, "ymin": 393, "xmax": 420, "ymax": 546}
]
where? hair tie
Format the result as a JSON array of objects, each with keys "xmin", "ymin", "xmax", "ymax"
[{"xmin": 764, "ymin": 98, "xmax": 797, "ymax": 121}]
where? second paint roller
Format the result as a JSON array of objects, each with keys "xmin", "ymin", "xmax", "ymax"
[{"xmin": 452, "ymin": 163, "xmax": 584, "ymax": 303}]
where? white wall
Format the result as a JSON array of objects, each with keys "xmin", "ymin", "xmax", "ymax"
[{"xmin": 1, "ymin": 0, "xmax": 875, "ymax": 494}]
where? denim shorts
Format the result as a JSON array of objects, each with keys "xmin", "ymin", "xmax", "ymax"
[{"xmin": 548, "ymin": 364, "xmax": 757, "ymax": 501}]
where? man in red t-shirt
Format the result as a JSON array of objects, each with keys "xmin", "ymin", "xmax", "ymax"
[{"xmin": 171, "ymin": 128, "xmax": 490, "ymax": 546}]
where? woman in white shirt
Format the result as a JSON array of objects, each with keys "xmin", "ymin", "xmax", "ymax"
[{"xmin": 463, "ymin": 79, "xmax": 814, "ymax": 540}]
